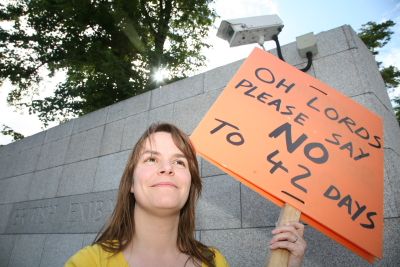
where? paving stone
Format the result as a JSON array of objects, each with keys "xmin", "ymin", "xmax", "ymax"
[
  {"xmin": 64, "ymin": 131, "xmax": 85, "ymax": 164},
  {"xmin": 82, "ymin": 126, "xmax": 105, "ymax": 160},
  {"xmin": 3, "ymin": 151, "xmax": 20, "ymax": 178},
  {"xmin": 201, "ymin": 228, "xmax": 271, "ymax": 267},
  {"xmin": 204, "ymin": 60, "xmax": 243, "ymax": 92},
  {"xmin": 82, "ymin": 233, "xmax": 98, "ymax": 247},
  {"xmin": 241, "ymin": 184, "xmax": 281, "ymax": 228},
  {"xmin": 0, "ymin": 204, "xmax": 12, "ymax": 233},
  {"xmin": 57, "ymin": 158, "xmax": 98, "ymax": 197},
  {"xmin": 200, "ymin": 157, "xmax": 225, "ymax": 177},
  {"xmin": 303, "ymin": 225, "xmax": 369, "ymax": 266},
  {"xmin": 173, "ymin": 89, "xmax": 222, "ymax": 134},
  {"xmin": 72, "ymin": 106, "xmax": 108, "ymax": 134},
  {"xmin": 148, "ymin": 103, "xmax": 174, "ymax": 124},
  {"xmin": 0, "ymin": 235, "xmax": 16, "ymax": 267},
  {"xmin": 352, "ymin": 93, "xmax": 400, "ymax": 155},
  {"xmin": 65, "ymin": 125, "xmax": 104, "ymax": 163},
  {"xmin": 384, "ymin": 149, "xmax": 400, "ymax": 217},
  {"xmin": 106, "ymin": 91, "xmax": 151, "ymax": 123},
  {"xmin": 0, "ymin": 173, "xmax": 32, "ymax": 204},
  {"xmin": 0, "ymin": 178, "xmax": 11, "ymax": 203},
  {"xmin": 40, "ymin": 234, "xmax": 84, "ymax": 267},
  {"xmin": 313, "ymin": 50, "xmax": 367, "ymax": 98},
  {"xmin": 349, "ymin": 32, "xmax": 393, "ymax": 110},
  {"xmin": 377, "ymin": 217, "xmax": 400, "ymax": 266},
  {"xmin": 0, "ymin": 138, "xmax": 21, "ymax": 155},
  {"xmin": 303, "ymin": 218, "xmax": 400, "ymax": 266},
  {"xmin": 14, "ymin": 145, "xmax": 41, "ymax": 176},
  {"xmin": 8, "ymin": 234, "xmax": 46, "ymax": 267},
  {"xmin": 151, "ymin": 73, "xmax": 204, "ymax": 108},
  {"xmin": 44, "ymin": 120, "xmax": 74, "ymax": 143},
  {"xmin": 121, "ymin": 112, "xmax": 149, "ymax": 150},
  {"xmin": 0, "ymin": 140, "xmax": 24, "ymax": 157},
  {"xmin": 5, "ymin": 190, "xmax": 117, "ymax": 234},
  {"xmin": 196, "ymin": 175, "xmax": 241, "ymax": 230},
  {"xmin": 385, "ymin": 148, "xmax": 400, "ymax": 181},
  {"xmin": 28, "ymin": 166, "xmax": 63, "ymax": 201},
  {"xmin": 36, "ymin": 136, "xmax": 70, "ymax": 170},
  {"xmin": 16, "ymin": 131, "xmax": 46, "ymax": 152},
  {"xmin": 93, "ymin": 150, "xmax": 130, "ymax": 192},
  {"xmin": 383, "ymin": 167, "xmax": 398, "ymax": 218},
  {"xmin": 100, "ymin": 119, "xmax": 125, "ymax": 156},
  {"xmin": 342, "ymin": 25, "xmax": 358, "ymax": 50},
  {"xmin": 196, "ymin": 155, "xmax": 202, "ymax": 178},
  {"xmin": 315, "ymin": 25, "xmax": 354, "ymax": 57},
  {"xmin": 0, "ymin": 150, "xmax": 17, "ymax": 179}
]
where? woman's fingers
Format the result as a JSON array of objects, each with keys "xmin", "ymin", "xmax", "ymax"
[
  {"xmin": 291, "ymin": 222, "xmax": 305, "ymax": 236},
  {"xmin": 269, "ymin": 222, "xmax": 307, "ymax": 267},
  {"xmin": 269, "ymin": 222, "xmax": 307, "ymax": 256},
  {"xmin": 272, "ymin": 222, "xmax": 305, "ymax": 237},
  {"xmin": 269, "ymin": 239, "xmax": 298, "ymax": 250},
  {"xmin": 269, "ymin": 231, "xmax": 298, "ymax": 244}
]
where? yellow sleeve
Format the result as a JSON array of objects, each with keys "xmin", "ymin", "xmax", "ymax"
[
  {"xmin": 64, "ymin": 245, "xmax": 101, "ymax": 267},
  {"xmin": 65, "ymin": 244, "xmax": 127, "ymax": 267},
  {"xmin": 213, "ymin": 248, "xmax": 230, "ymax": 267}
]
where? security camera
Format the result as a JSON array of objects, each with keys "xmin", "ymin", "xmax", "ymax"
[{"xmin": 216, "ymin": 14, "xmax": 284, "ymax": 47}]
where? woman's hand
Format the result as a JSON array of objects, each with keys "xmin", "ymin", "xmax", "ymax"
[{"xmin": 269, "ymin": 222, "xmax": 307, "ymax": 267}]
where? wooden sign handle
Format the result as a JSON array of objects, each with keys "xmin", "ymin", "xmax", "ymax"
[{"xmin": 266, "ymin": 203, "xmax": 301, "ymax": 267}]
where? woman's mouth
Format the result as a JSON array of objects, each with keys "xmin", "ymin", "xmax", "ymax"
[{"xmin": 151, "ymin": 182, "xmax": 177, "ymax": 188}]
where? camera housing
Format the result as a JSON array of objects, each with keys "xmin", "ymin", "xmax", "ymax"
[
  {"xmin": 296, "ymin": 32, "xmax": 318, "ymax": 58},
  {"xmin": 217, "ymin": 14, "xmax": 284, "ymax": 47}
]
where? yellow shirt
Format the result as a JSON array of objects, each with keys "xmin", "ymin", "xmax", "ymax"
[{"xmin": 65, "ymin": 244, "xmax": 230, "ymax": 267}]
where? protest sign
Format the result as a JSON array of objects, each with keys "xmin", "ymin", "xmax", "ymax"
[{"xmin": 191, "ymin": 47, "xmax": 384, "ymax": 262}]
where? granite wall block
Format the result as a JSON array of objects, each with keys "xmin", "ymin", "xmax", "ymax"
[{"xmin": 151, "ymin": 73, "xmax": 204, "ymax": 108}]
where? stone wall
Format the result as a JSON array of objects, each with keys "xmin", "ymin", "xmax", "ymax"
[{"xmin": 0, "ymin": 25, "xmax": 399, "ymax": 267}]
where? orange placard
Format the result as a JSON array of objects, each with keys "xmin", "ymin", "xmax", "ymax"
[{"xmin": 191, "ymin": 48, "xmax": 384, "ymax": 262}]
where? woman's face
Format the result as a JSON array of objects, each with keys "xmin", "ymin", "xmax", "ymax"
[{"xmin": 131, "ymin": 132, "xmax": 192, "ymax": 215}]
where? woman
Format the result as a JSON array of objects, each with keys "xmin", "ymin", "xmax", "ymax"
[{"xmin": 65, "ymin": 123, "xmax": 306, "ymax": 267}]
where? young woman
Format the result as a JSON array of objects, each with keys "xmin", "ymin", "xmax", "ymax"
[{"xmin": 65, "ymin": 123, "xmax": 306, "ymax": 267}]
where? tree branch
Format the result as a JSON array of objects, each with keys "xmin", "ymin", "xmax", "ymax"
[{"xmin": 140, "ymin": 1, "xmax": 157, "ymax": 36}]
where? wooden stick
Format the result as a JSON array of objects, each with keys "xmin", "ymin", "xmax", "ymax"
[{"xmin": 266, "ymin": 203, "xmax": 301, "ymax": 267}]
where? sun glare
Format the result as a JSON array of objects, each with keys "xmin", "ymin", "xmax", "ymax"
[{"xmin": 154, "ymin": 68, "xmax": 168, "ymax": 83}]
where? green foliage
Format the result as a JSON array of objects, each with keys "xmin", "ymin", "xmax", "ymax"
[
  {"xmin": 1, "ymin": 124, "xmax": 24, "ymax": 141},
  {"xmin": 358, "ymin": 20, "xmax": 400, "ymax": 124},
  {"xmin": 380, "ymin": 65, "xmax": 400, "ymax": 90},
  {"xmin": 358, "ymin": 20, "xmax": 395, "ymax": 55},
  {"xmin": 393, "ymin": 96, "xmax": 400, "ymax": 123},
  {"xmin": 0, "ymin": 0, "xmax": 216, "ymax": 126}
]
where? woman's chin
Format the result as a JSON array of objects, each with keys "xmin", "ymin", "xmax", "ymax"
[{"xmin": 152, "ymin": 199, "xmax": 185, "ymax": 211}]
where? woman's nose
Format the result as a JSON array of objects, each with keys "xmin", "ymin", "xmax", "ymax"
[{"xmin": 158, "ymin": 161, "xmax": 174, "ymax": 175}]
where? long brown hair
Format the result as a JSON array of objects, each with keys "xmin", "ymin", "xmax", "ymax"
[{"xmin": 94, "ymin": 122, "xmax": 215, "ymax": 266}]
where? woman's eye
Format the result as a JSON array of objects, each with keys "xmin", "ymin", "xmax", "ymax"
[
  {"xmin": 144, "ymin": 157, "xmax": 157, "ymax": 163},
  {"xmin": 174, "ymin": 159, "xmax": 186, "ymax": 167}
]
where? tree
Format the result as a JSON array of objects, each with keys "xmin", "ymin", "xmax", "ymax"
[
  {"xmin": 358, "ymin": 20, "xmax": 400, "ymax": 124},
  {"xmin": 1, "ymin": 124, "xmax": 24, "ymax": 141},
  {"xmin": 393, "ymin": 97, "xmax": 400, "ymax": 123},
  {"xmin": 358, "ymin": 20, "xmax": 395, "ymax": 56},
  {"xmin": 0, "ymin": 0, "xmax": 216, "ymax": 125}
]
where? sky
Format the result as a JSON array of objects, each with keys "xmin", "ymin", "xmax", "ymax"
[{"xmin": 1, "ymin": 0, "xmax": 400, "ymax": 145}]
